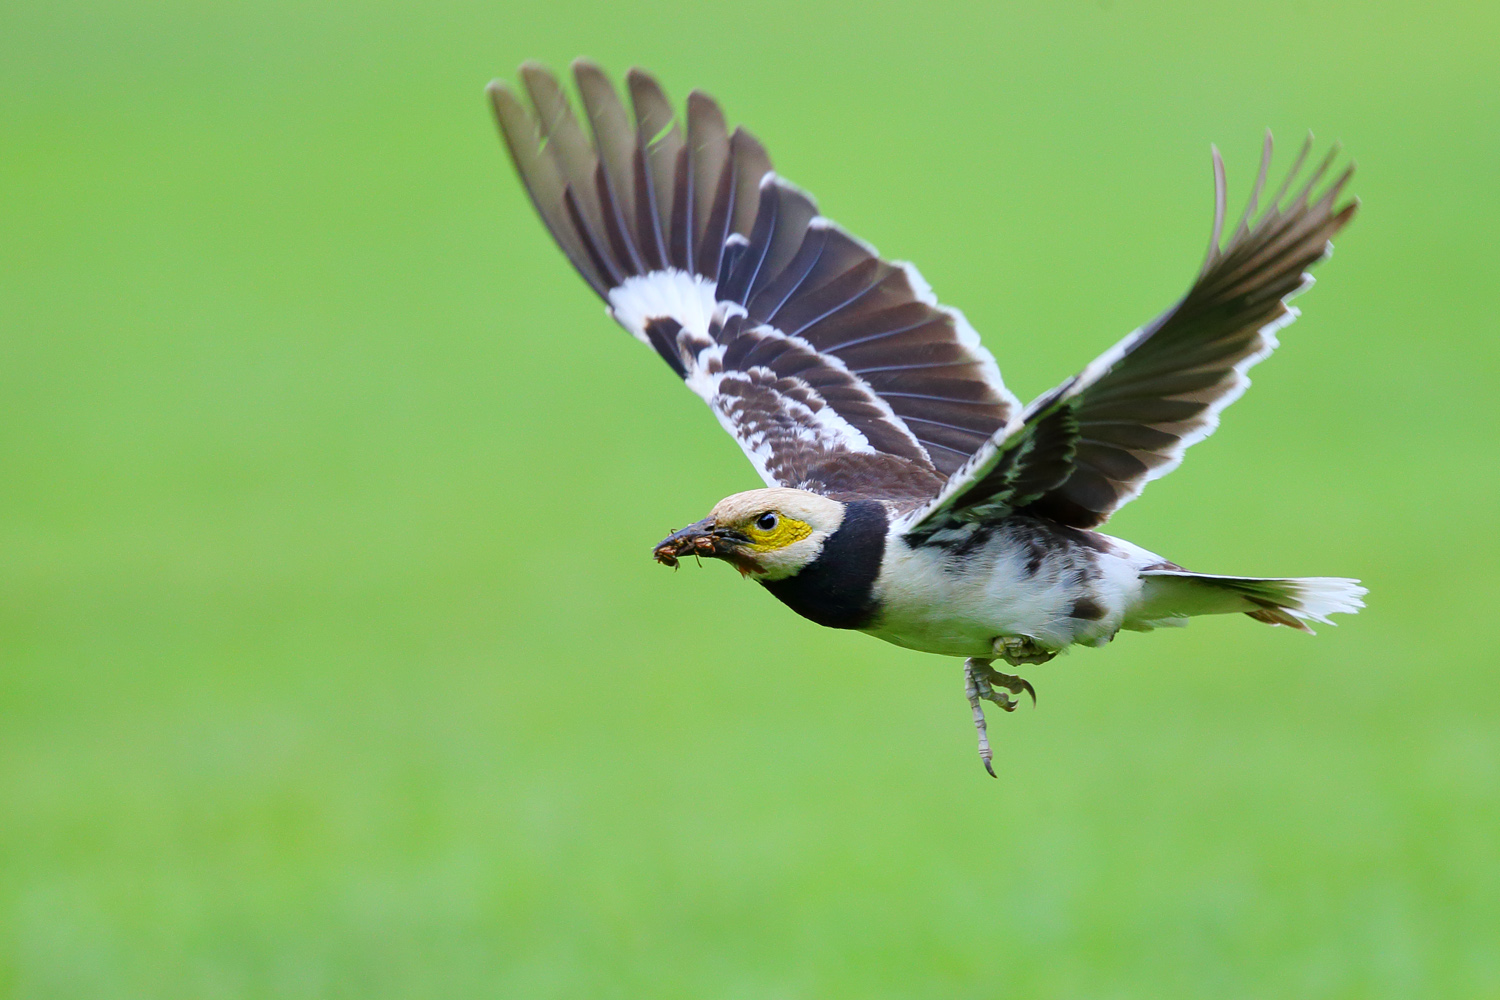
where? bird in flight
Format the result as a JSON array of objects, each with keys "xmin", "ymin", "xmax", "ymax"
[{"xmin": 488, "ymin": 61, "xmax": 1365, "ymax": 774}]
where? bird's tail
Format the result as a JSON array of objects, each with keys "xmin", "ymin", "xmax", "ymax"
[{"xmin": 1136, "ymin": 571, "xmax": 1367, "ymax": 633}]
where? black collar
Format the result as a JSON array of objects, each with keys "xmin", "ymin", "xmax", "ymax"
[{"xmin": 760, "ymin": 500, "xmax": 888, "ymax": 629}]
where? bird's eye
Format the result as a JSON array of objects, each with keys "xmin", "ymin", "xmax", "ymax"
[{"xmin": 755, "ymin": 512, "xmax": 779, "ymax": 532}]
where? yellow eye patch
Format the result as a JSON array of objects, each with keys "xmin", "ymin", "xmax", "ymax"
[{"xmin": 744, "ymin": 514, "xmax": 812, "ymax": 551}]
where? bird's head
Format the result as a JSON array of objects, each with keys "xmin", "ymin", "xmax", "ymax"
[{"xmin": 653, "ymin": 488, "xmax": 847, "ymax": 580}]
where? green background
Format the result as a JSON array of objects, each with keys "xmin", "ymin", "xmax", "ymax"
[{"xmin": 3, "ymin": 0, "xmax": 1497, "ymax": 996}]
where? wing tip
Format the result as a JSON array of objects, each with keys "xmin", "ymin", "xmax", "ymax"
[
  {"xmin": 570, "ymin": 55, "xmax": 605, "ymax": 76},
  {"xmin": 517, "ymin": 60, "xmax": 555, "ymax": 89},
  {"xmin": 1200, "ymin": 144, "xmax": 1228, "ymax": 273}
]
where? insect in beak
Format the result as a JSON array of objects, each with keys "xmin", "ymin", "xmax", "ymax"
[{"xmin": 652, "ymin": 519, "xmax": 750, "ymax": 567}]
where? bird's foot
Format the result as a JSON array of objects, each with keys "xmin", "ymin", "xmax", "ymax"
[
  {"xmin": 970, "ymin": 658, "xmax": 1036, "ymax": 712},
  {"xmin": 993, "ymin": 634, "xmax": 1057, "ymax": 667},
  {"xmin": 963, "ymin": 657, "xmax": 1036, "ymax": 777}
]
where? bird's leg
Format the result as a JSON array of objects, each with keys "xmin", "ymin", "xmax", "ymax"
[
  {"xmin": 966, "ymin": 656, "xmax": 1038, "ymax": 775},
  {"xmin": 964, "ymin": 657, "xmax": 998, "ymax": 777},
  {"xmin": 964, "ymin": 650, "xmax": 1044, "ymax": 776}
]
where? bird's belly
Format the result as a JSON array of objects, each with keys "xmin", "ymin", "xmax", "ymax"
[
  {"xmin": 865, "ymin": 573, "xmax": 1075, "ymax": 657},
  {"xmin": 861, "ymin": 616, "xmax": 1005, "ymax": 658},
  {"xmin": 864, "ymin": 524, "xmax": 1141, "ymax": 658}
]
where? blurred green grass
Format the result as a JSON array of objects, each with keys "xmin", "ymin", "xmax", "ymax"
[{"xmin": 3, "ymin": 0, "xmax": 1498, "ymax": 996}]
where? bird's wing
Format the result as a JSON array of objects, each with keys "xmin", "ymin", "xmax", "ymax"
[
  {"xmin": 899, "ymin": 134, "xmax": 1356, "ymax": 538},
  {"xmin": 489, "ymin": 61, "xmax": 1021, "ymax": 502}
]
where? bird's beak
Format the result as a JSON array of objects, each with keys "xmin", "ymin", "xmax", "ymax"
[{"xmin": 653, "ymin": 518, "xmax": 751, "ymax": 568}]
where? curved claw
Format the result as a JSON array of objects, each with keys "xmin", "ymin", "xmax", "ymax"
[{"xmin": 982, "ymin": 665, "xmax": 1036, "ymax": 709}]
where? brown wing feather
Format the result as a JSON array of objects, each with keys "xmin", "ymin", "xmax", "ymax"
[
  {"xmin": 489, "ymin": 63, "xmax": 1021, "ymax": 497},
  {"xmin": 904, "ymin": 134, "xmax": 1357, "ymax": 535}
]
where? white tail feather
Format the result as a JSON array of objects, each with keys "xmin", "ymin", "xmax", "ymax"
[{"xmin": 1136, "ymin": 571, "xmax": 1367, "ymax": 634}]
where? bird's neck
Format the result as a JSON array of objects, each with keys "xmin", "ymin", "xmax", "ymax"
[{"xmin": 760, "ymin": 500, "xmax": 888, "ymax": 629}]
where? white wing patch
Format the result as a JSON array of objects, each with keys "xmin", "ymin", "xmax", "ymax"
[{"xmin": 607, "ymin": 269, "xmax": 720, "ymax": 345}]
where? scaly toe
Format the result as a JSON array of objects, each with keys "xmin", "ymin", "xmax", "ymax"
[
  {"xmin": 980, "ymin": 685, "xmax": 1019, "ymax": 712},
  {"xmin": 973, "ymin": 661, "xmax": 1036, "ymax": 708}
]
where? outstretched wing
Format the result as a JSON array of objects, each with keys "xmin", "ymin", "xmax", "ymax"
[
  {"xmin": 901, "ymin": 133, "xmax": 1357, "ymax": 537},
  {"xmin": 489, "ymin": 61, "xmax": 1021, "ymax": 502}
]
